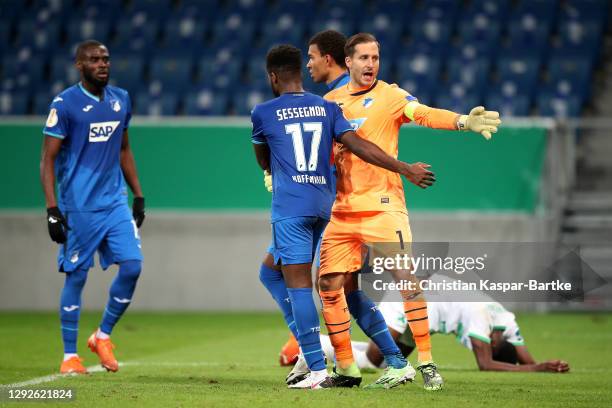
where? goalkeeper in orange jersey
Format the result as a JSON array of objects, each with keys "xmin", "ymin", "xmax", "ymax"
[{"xmin": 317, "ymin": 33, "xmax": 501, "ymax": 391}]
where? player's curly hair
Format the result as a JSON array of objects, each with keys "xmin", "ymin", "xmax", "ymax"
[
  {"xmin": 345, "ymin": 33, "xmax": 379, "ymax": 58},
  {"xmin": 308, "ymin": 30, "xmax": 347, "ymax": 67},
  {"xmin": 266, "ymin": 44, "xmax": 302, "ymax": 77}
]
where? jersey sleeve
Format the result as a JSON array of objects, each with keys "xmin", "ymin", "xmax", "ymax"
[
  {"xmin": 329, "ymin": 102, "xmax": 353, "ymax": 141},
  {"xmin": 42, "ymin": 98, "xmax": 69, "ymax": 140},
  {"xmin": 386, "ymin": 84, "xmax": 418, "ymax": 124},
  {"xmin": 250, "ymin": 106, "xmax": 266, "ymax": 144}
]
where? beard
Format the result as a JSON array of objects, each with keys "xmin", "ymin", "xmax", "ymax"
[{"xmin": 83, "ymin": 69, "xmax": 109, "ymax": 88}]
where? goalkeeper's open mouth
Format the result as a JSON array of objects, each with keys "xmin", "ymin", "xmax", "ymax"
[{"xmin": 362, "ymin": 71, "xmax": 374, "ymax": 82}]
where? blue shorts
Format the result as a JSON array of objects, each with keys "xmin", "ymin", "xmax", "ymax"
[
  {"xmin": 271, "ymin": 216, "xmax": 328, "ymax": 265},
  {"xmin": 57, "ymin": 204, "xmax": 143, "ymax": 272}
]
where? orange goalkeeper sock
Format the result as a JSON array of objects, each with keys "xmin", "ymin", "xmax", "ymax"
[
  {"xmin": 320, "ymin": 288, "xmax": 354, "ymax": 369},
  {"xmin": 403, "ymin": 299, "xmax": 432, "ymax": 363}
]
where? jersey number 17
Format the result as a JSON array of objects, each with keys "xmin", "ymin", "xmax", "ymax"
[{"xmin": 285, "ymin": 122, "xmax": 322, "ymax": 172}]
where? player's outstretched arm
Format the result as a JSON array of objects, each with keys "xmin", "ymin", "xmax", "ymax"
[
  {"xmin": 253, "ymin": 143, "xmax": 271, "ymax": 173},
  {"xmin": 339, "ymin": 131, "xmax": 435, "ymax": 189},
  {"xmin": 404, "ymin": 102, "xmax": 501, "ymax": 140},
  {"xmin": 120, "ymin": 130, "xmax": 145, "ymax": 227},
  {"xmin": 471, "ymin": 338, "xmax": 569, "ymax": 373}
]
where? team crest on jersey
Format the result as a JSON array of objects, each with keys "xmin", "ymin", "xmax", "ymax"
[
  {"xmin": 349, "ymin": 117, "xmax": 367, "ymax": 131},
  {"xmin": 112, "ymin": 100, "xmax": 121, "ymax": 112},
  {"xmin": 46, "ymin": 108, "xmax": 58, "ymax": 127},
  {"xmin": 70, "ymin": 251, "xmax": 79, "ymax": 264},
  {"xmin": 89, "ymin": 121, "xmax": 120, "ymax": 142},
  {"xmin": 362, "ymin": 97, "xmax": 374, "ymax": 108}
]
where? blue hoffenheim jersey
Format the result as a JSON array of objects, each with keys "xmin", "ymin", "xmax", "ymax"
[
  {"xmin": 43, "ymin": 83, "xmax": 132, "ymax": 211},
  {"xmin": 251, "ymin": 92, "xmax": 352, "ymax": 222}
]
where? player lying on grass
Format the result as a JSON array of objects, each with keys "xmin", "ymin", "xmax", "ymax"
[
  {"xmin": 252, "ymin": 44, "xmax": 435, "ymax": 389},
  {"xmin": 283, "ymin": 277, "xmax": 570, "ymax": 374}
]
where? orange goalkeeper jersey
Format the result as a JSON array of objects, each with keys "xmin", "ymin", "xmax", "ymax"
[{"xmin": 325, "ymin": 79, "xmax": 415, "ymax": 214}]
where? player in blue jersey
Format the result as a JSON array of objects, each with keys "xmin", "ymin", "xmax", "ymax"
[
  {"xmin": 40, "ymin": 40, "xmax": 145, "ymax": 375},
  {"xmin": 252, "ymin": 45, "xmax": 435, "ymax": 389},
  {"xmin": 261, "ymin": 30, "xmax": 348, "ymax": 363},
  {"xmin": 259, "ymin": 31, "xmax": 350, "ymax": 371}
]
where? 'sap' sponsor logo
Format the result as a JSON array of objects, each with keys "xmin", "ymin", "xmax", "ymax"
[{"xmin": 89, "ymin": 121, "xmax": 120, "ymax": 142}]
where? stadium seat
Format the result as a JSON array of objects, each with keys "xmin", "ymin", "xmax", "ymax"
[
  {"xmin": 559, "ymin": 0, "xmax": 608, "ymax": 27},
  {"xmin": 513, "ymin": 0, "xmax": 559, "ymax": 28},
  {"xmin": 66, "ymin": 19, "xmax": 111, "ymax": 43},
  {"xmin": 134, "ymin": 91, "xmax": 179, "ymax": 116},
  {"xmin": 396, "ymin": 53, "xmax": 441, "ymax": 93},
  {"xmin": 112, "ymin": 17, "xmax": 159, "ymax": 56},
  {"xmin": 125, "ymin": 0, "xmax": 173, "ymax": 18},
  {"xmin": 159, "ymin": 16, "xmax": 206, "ymax": 56},
  {"xmin": 0, "ymin": 91, "xmax": 29, "ymax": 115},
  {"xmin": 48, "ymin": 55, "xmax": 81, "ymax": 85},
  {"xmin": 310, "ymin": 18, "xmax": 355, "ymax": 39},
  {"xmin": 357, "ymin": 12, "xmax": 403, "ymax": 49},
  {"xmin": 1, "ymin": 52, "xmax": 46, "ymax": 93},
  {"xmin": 259, "ymin": 14, "xmax": 304, "ymax": 48},
  {"xmin": 496, "ymin": 55, "xmax": 541, "ymax": 96},
  {"xmin": 463, "ymin": 0, "xmax": 510, "ymax": 20},
  {"xmin": 231, "ymin": 88, "xmax": 270, "ymax": 116},
  {"xmin": 108, "ymin": 55, "xmax": 145, "ymax": 96},
  {"xmin": 434, "ymin": 84, "xmax": 480, "ymax": 114},
  {"xmin": 32, "ymin": 90, "xmax": 55, "ymax": 115},
  {"xmin": 484, "ymin": 92, "xmax": 530, "ymax": 117},
  {"xmin": 210, "ymin": 12, "xmax": 255, "ymax": 48},
  {"xmin": 446, "ymin": 57, "xmax": 491, "ymax": 97},
  {"xmin": 183, "ymin": 88, "xmax": 229, "ymax": 116},
  {"xmin": 149, "ymin": 56, "xmax": 194, "ymax": 94},
  {"xmin": 457, "ymin": 14, "xmax": 501, "ymax": 57},
  {"xmin": 536, "ymin": 93, "xmax": 582, "ymax": 118}
]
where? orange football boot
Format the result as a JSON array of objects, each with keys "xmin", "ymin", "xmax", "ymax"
[
  {"xmin": 279, "ymin": 333, "xmax": 300, "ymax": 366},
  {"xmin": 87, "ymin": 330, "xmax": 119, "ymax": 372},
  {"xmin": 60, "ymin": 356, "xmax": 88, "ymax": 375}
]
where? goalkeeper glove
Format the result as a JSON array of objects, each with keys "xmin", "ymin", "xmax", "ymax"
[
  {"xmin": 264, "ymin": 170, "xmax": 273, "ymax": 193},
  {"xmin": 458, "ymin": 106, "xmax": 501, "ymax": 140},
  {"xmin": 133, "ymin": 197, "xmax": 145, "ymax": 228},
  {"xmin": 47, "ymin": 206, "xmax": 70, "ymax": 244}
]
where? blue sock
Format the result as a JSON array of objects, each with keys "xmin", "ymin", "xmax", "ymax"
[
  {"xmin": 347, "ymin": 290, "xmax": 406, "ymax": 369},
  {"xmin": 59, "ymin": 269, "xmax": 88, "ymax": 353},
  {"xmin": 259, "ymin": 264, "xmax": 298, "ymax": 338},
  {"xmin": 287, "ymin": 288, "xmax": 326, "ymax": 371},
  {"xmin": 100, "ymin": 260, "xmax": 141, "ymax": 335}
]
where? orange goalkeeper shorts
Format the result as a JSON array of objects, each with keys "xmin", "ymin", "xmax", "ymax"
[{"xmin": 319, "ymin": 211, "xmax": 412, "ymax": 275}]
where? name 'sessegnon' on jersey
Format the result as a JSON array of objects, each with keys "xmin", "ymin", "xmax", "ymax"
[
  {"xmin": 43, "ymin": 83, "xmax": 132, "ymax": 212},
  {"xmin": 251, "ymin": 92, "xmax": 353, "ymax": 222}
]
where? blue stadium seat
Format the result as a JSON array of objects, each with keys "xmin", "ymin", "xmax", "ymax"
[
  {"xmin": 196, "ymin": 48, "xmax": 243, "ymax": 91},
  {"xmin": 536, "ymin": 93, "xmax": 582, "ymax": 118},
  {"xmin": 484, "ymin": 91, "xmax": 530, "ymax": 117},
  {"xmin": 259, "ymin": 14, "xmax": 304, "ymax": 48},
  {"xmin": 14, "ymin": 21, "xmax": 61, "ymax": 57},
  {"xmin": 310, "ymin": 18, "xmax": 355, "ymax": 39},
  {"xmin": 357, "ymin": 12, "xmax": 403, "ymax": 49},
  {"xmin": 463, "ymin": 0, "xmax": 510, "ymax": 20},
  {"xmin": 397, "ymin": 77, "xmax": 434, "ymax": 106},
  {"xmin": 496, "ymin": 56, "xmax": 541, "ymax": 95},
  {"xmin": 264, "ymin": 0, "xmax": 316, "ymax": 24},
  {"xmin": 149, "ymin": 56, "xmax": 194, "ymax": 93},
  {"xmin": 159, "ymin": 15, "xmax": 206, "ymax": 56},
  {"xmin": 409, "ymin": 18, "xmax": 452, "ymax": 50},
  {"xmin": 506, "ymin": 15, "xmax": 551, "ymax": 58},
  {"xmin": 457, "ymin": 14, "xmax": 501, "ymax": 57},
  {"xmin": 211, "ymin": 12, "xmax": 255, "ymax": 47},
  {"xmin": 513, "ymin": 0, "xmax": 559, "ymax": 28},
  {"xmin": 108, "ymin": 55, "xmax": 145, "ymax": 96},
  {"xmin": 66, "ymin": 19, "xmax": 111, "ymax": 43},
  {"xmin": 363, "ymin": 0, "xmax": 412, "ymax": 21},
  {"xmin": 231, "ymin": 88, "xmax": 271, "ymax": 116},
  {"xmin": 396, "ymin": 53, "xmax": 441, "ymax": 90},
  {"xmin": 446, "ymin": 57, "xmax": 491, "ymax": 96},
  {"xmin": 434, "ymin": 85, "xmax": 480, "ymax": 115},
  {"xmin": 553, "ymin": 20, "xmax": 604, "ymax": 64},
  {"xmin": 412, "ymin": 0, "xmax": 460, "ymax": 23},
  {"xmin": 112, "ymin": 17, "xmax": 159, "ymax": 56},
  {"xmin": 0, "ymin": 91, "xmax": 29, "ymax": 115},
  {"xmin": 183, "ymin": 88, "xmax": 229, "ymax": 116},
  {"xmin": 1, "ymin": 53, "xmax": 46, "ymax": 92},
  {"xmin": 134, "ymin": 91, "xmax": 179, "ymax": 116},
  {"xmin": 48, "ymin": 55, "xmax": 81, "ymax": 85},
  {"xmin": 560, "ymin": 0, "xmax": 608, "ymax": 27},
  {"xmin": 126, "ymin": 0, "xmax": 173, "ymax": 18},
  {"xmin": 32, "ymin": 90, "xmax": 55, "ymax": 115}
]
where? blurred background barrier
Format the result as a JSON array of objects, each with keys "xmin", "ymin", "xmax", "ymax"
[{"xmin": 0, "ymin": 119, "xmax": 546, "ymax": 211}]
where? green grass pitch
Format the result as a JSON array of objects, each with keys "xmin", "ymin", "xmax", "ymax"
[{"xmin": 1, "ymin": 312, "xmax": 611, "ymax": 407}]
